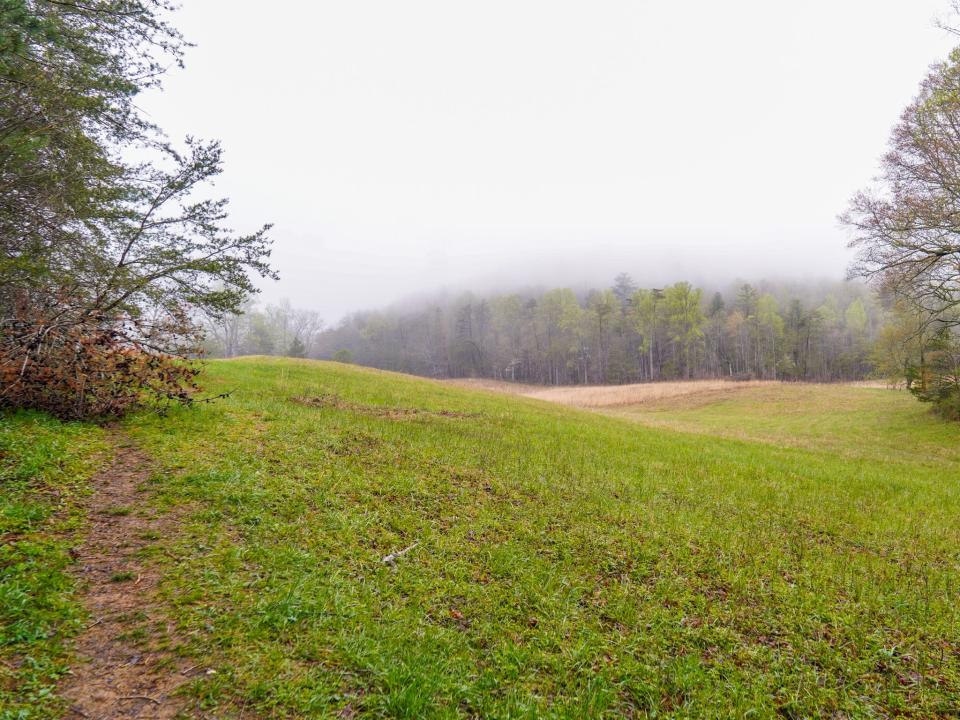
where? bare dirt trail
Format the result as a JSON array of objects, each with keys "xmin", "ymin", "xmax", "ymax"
[{"xmin": 60, "ymin": 433, "xmax": 191, "ymax": 720}]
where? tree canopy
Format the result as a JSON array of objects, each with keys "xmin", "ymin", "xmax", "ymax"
[
  {"xmin": 844, "ymin": 37, "xmax": 960, "ymax": 416},
  {"xmin": 0, "ymin": 1, "xmax": 274, "ymax": 418}
]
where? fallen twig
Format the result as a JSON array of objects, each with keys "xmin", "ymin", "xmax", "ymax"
[
  {"xmin": 194, "ymin": 391, "xmax": 233, "ymax": 404},
  {"xmin": 119, "ymin": 695, "xmax": 161, "ymax": 704},
  {"xmin": 382, "ymin": 542, "xmax": 419, "ymax": 565}
]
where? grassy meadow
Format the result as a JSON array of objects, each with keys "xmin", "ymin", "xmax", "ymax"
[
  {"xmin": 611, "ymin": 383, "xmax": 960, "ymax": 468},
  {"xmin": 0, "ymin": 414, "xmax": 105, "ymax": 718},
  {"xmin": 4, "ymin": 356, "xmax": 960, "ymax": 718}
]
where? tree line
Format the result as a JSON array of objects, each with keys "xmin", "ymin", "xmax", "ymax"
[
  {"xmin": 236, "ymin": 278, "xmax": 880, "ymax": 385},
  {"xmin": 204, "ymin": 300, "xmax": 323, "ymax": 359}
]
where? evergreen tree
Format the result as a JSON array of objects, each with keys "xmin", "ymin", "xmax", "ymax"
[{"xmin": 288, "ymin": 336, "xmax": 307, "ymax": 358}]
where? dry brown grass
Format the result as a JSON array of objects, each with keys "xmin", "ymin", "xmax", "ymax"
[
  {"xmin": 521, "ymin": 379, "xmax": 777, "ymax": 408},
  {"xmin": 443, "ymin": 378, "xmax": 542, "ymax": 396},
  {"xmin": 843, "ymin": 379, "xmax": 903, "ymax": 389},
  {"xmin": 445, "ymin": 378, "xmax": 779, "ymax": 408},
  {"xmin": 444, "ymin": 377, "xmax": 897, "ymax": 409}
]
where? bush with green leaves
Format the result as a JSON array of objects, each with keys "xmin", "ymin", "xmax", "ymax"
[{"xmin": 910, "ymin": 328, "xmax": 960, "ymax": 420}]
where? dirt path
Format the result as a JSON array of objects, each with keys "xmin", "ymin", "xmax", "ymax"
[{"xmin": 60, "ymin": 433, "xmax": 190, "ymax": 720}]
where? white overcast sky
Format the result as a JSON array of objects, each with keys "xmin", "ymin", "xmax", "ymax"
[{"xmin": 142, "ymin": 1, "xmax": 957, "ymax": 321}]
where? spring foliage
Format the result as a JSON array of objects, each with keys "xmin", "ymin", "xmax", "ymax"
[
  {"xmin": 844, "ymin": 42, "xmax": 960, "ymax": 416},
  {"xmin": 308, "ymin": 279, "xmax": 879, "ymax": 384}
]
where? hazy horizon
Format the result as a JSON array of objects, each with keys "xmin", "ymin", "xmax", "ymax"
[{"xmin": 141, "ymin": 1, "xmax": 958, "ymax": 322}]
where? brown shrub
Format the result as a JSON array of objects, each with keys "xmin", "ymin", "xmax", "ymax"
[{"xmin": 0, "ymin": 317, "xmax": 201, "ymax": 420}]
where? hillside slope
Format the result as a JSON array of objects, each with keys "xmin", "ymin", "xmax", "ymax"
[{"xmin": 4, "ymin": 357, "xmax": 960, "ymax": 718}]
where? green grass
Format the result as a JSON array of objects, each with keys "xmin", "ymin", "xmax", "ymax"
[
  {"xmin": 0, "ymin": 413, "xmax": 105, "ymax": 720},
  {"xmin": 5, "ymin": 358, "xmax": 960, "ymax": 718},
  {"xmin": 115, "ymin": 358, "xmax": 960, "ymax": 718},
  {"xmin": 612, "ymin": 383, "xmax": 960, "ymax": 469}
]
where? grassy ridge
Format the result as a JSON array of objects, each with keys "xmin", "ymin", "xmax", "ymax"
[
  {"xmin": 0, "ymin": 414, "xmax": 105, "ymax": 720},
  {"xmin": 119, "ymin": 358, "xmax": 960, "ymax": 718}
]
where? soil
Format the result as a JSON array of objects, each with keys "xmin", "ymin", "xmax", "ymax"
[{"xmin": 59, "ymin": 433, "xmax": 192, "ymax": 720}]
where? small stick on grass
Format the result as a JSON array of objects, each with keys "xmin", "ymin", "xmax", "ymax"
[
  {"xmin": 119, "ymin": 695, "xmax": 161, "ymax": 704},
  {"xmin": 382, "ymin": 542, "xmax": 419, "ymax": 565}
]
